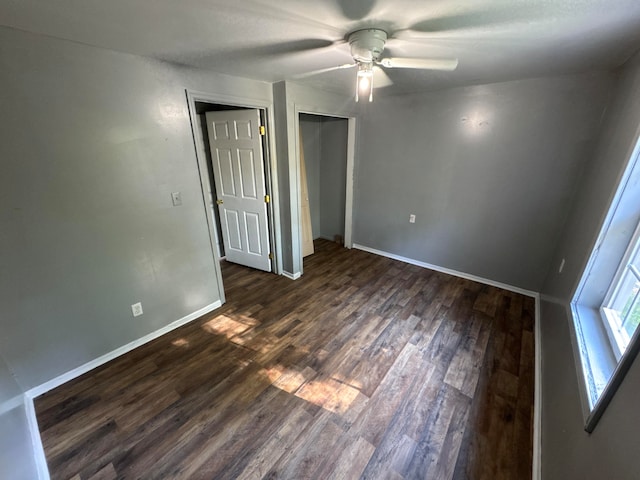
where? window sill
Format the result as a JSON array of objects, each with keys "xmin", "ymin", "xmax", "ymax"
[{"xmin": 570, "ymin": 304, "xmax": 618, "ymax": 412}]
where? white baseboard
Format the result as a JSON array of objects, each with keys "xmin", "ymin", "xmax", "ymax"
[
  {"xmin": 24, "ymin": 396, "xmax": 50, "ymax": 480},
  {"xmin": 352, "ymin": 243, "xmax": 538, "ymax": 298},
  {"xmin": 26, "ymin": 301, "xmax": 222, "ymax": 399},
  {"xmin": 282, "ymin": 271, "xmax": 301, "ymax": 280},
  {"xmin": 533, "ymin": 295, "xmax": 542, "ymax": 480}
]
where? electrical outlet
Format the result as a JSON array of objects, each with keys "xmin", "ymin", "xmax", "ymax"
[
  {"xmin": 131, "ymin": 302, "xmax": 143, "ymax": 317},
  {"xmin": 409, "ymin": 214, "xmax": 416, "ymax": 224},
  {"xmin": 558, "ymin": 258, "xmax": 566, "ymax": 274},
  {"xmin": 171, "ymin": 192, "xmax": 182, "ymax": 206}
]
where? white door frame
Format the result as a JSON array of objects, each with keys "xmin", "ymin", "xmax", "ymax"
[
  {"xmin": 186, "ymin": 89, "xmax": 282, "ymax": 303},
  {"xmin": 294, "ymin": 105, "xmax": 357, "ymax": 272}
]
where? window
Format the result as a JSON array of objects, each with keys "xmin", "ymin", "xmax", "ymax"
[
  {"xmin": 601, "ymin": 224, "xmax": 640, "ymax": 359},
  {"xmin": 572, "ymin": 133, "xmax": 640, "ymax": 432}
]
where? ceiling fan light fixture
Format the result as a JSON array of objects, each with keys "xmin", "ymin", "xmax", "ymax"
[
  {"xmin": 348, "ymin": 29, "xmax": 388, "ymax": 103},
  {"xmin": 293, "ymin": 27, "xmax": 458, "ymax": 103},
  {"xmin": 348, "ymin": 28, "xmax": 388, "ymax": 63},
  {"xmin": 355, "ymin": 62, "xmax": 374, "ymax": 102}
]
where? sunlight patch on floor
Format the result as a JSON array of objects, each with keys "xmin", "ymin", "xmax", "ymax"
[
  {"xmin": 330, "ymin": 372, "xmax": 364, "ymax": 390},
  {"xmin": 295, "ymin": 377, "xmax": 360, "ymax": 414},
  {"xmin": 202, "ymin": 314, "xmax": 254, "ymax": 339},
  {"xmin": 203, "ymin": 312, "xmax": 362, "ymax": 414},
  {"xmin": 260, "ymin": 365, "xmax": 306, "ymax": 393},
  {"xmin": 232, "ymin": 331, "xmax": 279, "ymax": 354},
  {"xmin": 259, "ymin": 364, "xmax": 361, "ymax": 414},
  {"xmin": 171, "ymin": 338, "xmax": 190, "ymax": 348}
]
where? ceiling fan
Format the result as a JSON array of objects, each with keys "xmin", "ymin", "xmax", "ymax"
[{"xmin": 295, "ymin": 28, "xmax": 459, "ymax": 102}]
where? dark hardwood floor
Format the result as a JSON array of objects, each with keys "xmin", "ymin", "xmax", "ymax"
[{"xmin": 35, "ymin": 239, "xmax": 535, "ymax": 480}]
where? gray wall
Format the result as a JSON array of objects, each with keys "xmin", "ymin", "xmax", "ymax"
[
  {"xmin": 0, "ymin": 356, "xmax": 32, "ymax": 479},
  {"xmin": 300, "ymin": 114, "xmax": 348, "ymax": 241},
  {"xmin": 0, "ymin": 25, "xmax": 272, "ymax": 391},
  {"xmin": 539, "ymin": 56, "xmax": 640, "ymax": 479},
  {"xmin": 0, "ymin": 354, "xmax": 22, "ymax": 407},
  {"xmin": 353, "ymin": 73, "xmax": 615, "ymax": 291},
  {"xmin": 543, "ymin": 58, "xmax": 640, "ymax": 302},
  {"xmin": 0, "ymin": 405, "xmax": 40, "ymax": 480}
]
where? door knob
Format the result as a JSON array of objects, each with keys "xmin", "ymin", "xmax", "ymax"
[{"xmin": 216, "ymin": 199, "xmax": 224, "ymax": 205}]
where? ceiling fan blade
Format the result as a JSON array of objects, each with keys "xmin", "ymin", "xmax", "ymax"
[
  {"xmin": 230, "ymin": 2, "xmax": 344, "ymax": 34},
  {"xmin": 379, "ymin": 57, "xmax": 458, "ymax": 71},
  {"xmin": 373, "ymin": 66, "xmax": 393, "ymax": 88},
  {"xmin": 335, "ymin": 0, "xmax": 378, "ymax": 21},
  {"xmin": 291, "ymin": 63, "xmax": 356, "ymax": 80},
  {"xmin": 235, "ymin": 39, "xmax": 337, "ymax": 60},
  {"xmin": 397, "ymin": 4, "xmax": 543, "ymax": 37}
]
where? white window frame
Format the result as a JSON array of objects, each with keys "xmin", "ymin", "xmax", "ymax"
[
  {"xmin": 600, "ymin": 221, "xmax": 640, "ymax": 359},
  {"xmin": 571, "ymin": 131, "xmax": 640, "ymax": 432}
]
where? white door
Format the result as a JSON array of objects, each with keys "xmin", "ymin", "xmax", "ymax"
[{"xmin": 206, "ymin": 109, "xmax": 271, "ymax": 272}]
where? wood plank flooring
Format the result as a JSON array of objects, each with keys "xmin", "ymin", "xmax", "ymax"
[{"xmin": 35, "ymin": 239, "xmax": 535, "ymax": 480}]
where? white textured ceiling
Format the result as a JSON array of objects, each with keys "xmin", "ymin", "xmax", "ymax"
[{"xmin": 2, "ymin": 0, "xmax": 640, "ymax": 95}]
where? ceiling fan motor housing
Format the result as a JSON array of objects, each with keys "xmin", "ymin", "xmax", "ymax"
[{"xmin": 349, "ymin": 28, "xmax": 388, "ymax": 63}]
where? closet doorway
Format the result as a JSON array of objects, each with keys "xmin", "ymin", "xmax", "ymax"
[{"xmin": 298, "ymin": 113, "xmax": 349, "ymax": 261}]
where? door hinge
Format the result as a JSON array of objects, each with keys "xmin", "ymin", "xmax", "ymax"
[
  {"xmin": 259, "ymin": 125, "xmax": 266, "ymax": 136},
  {"xmin": 268, "ymin": 252, "xmax": 274, "ymax": 260},
  {"xmin": 264, "ymin": 194, "xmax": 270, "ymax": 203}
]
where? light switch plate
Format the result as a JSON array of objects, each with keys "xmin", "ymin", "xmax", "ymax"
[{"xmin": 171, "ymin": 192, "xmax": 182, "ymax": 206}]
